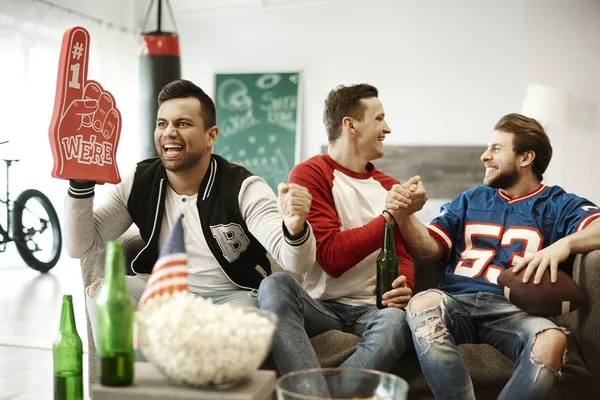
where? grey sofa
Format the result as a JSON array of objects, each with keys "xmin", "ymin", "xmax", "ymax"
[{"xmin": 80, "ymin": 230, "xmax": 600, "ymax": 399}]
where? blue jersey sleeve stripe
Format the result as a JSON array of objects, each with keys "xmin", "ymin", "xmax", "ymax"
[
  {"xmin": 576, "ymin": 212, "xmax": 600, "ymax": 232},
  {"xmin": 428, "ymin": 223, "xmax": 453, "ymax": 251}
]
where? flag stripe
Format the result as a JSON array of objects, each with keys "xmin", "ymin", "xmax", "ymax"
[
  {"xmin": 138, "ymin": 277, "xmax": 189, "ymax": 307},
  {"xmin": 153, "ymin": 255, "xmax": 188, "ymax": 270},
  {"xmin": 137, "ymin": 215, "xmax": 189, "ymax": 313},
  {"xmin": 138, "ymin": 284, "xmax": 189, "ymax": 308},
  {"xmin": 146, "ymin": 266, "xmax": 188, "ymax": 286}
]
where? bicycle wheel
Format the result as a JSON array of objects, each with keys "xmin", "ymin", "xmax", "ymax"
[{"xmin": 12, "ymin": 189, "xmax": 62, "ymax": 272}]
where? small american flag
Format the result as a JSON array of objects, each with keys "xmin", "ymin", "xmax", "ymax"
[{"xmin": 137, "ymin": 215, "xmax": 189, "ymax": 310}]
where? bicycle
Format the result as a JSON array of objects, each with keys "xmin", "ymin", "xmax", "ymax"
[{"xmin": 0, "ymin": 142, "xmax": 62, "ymax": 272}]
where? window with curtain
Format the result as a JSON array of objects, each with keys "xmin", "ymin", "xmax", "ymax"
[{"xmin": 0, "ymin": 0, "xmax": 140, "ymax": 235}]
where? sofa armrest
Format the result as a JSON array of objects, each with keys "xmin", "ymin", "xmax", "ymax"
[
  {"xmin": 79, "ymin": 228, "xmax": 145, "ymax": 287},
  {"xmin": 79, "ymin": 227, "xmax": 145, "ymax": 386},
  {"xmin": 570, "ymin": 250, "xmax": 600, "ymax": 396},
  {"xmin": 267, "ymin": 252, "xmax": 304, "ymax": 284},
  {"xmin": 120, "ymin": 231, "xmax": 146, "ymax": 273}
]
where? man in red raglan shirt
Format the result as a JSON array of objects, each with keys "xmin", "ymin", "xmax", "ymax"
[{"xmin": 258, "ymin": 84, "xmax": 427, "ymax": 375}]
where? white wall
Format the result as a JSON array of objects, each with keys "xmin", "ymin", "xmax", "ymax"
[
  {"xmin": 171, "ymin": 0, "xmax": 600, "ymax": 202},
  {"xmin": 29, "ymin": 0, "xmax": 138, "ymax": 31},
  {"xmin": 0, "ymin": 0, "xmax": 139, "ymax": 239},
  {"xmin": 523, "ymin": 0, "xmax": 600, "ymax": 202},
  {"xmin": 175, "ymin": 0, "xmax": 526, "ymax": 151}
]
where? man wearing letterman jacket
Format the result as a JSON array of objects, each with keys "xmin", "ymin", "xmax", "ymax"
[{"xmin": 63, "ymin": 80, "xmax": 316, "ymax": 355}]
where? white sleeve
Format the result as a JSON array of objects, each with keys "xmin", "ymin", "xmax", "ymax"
[
  {"xmin": 238, "ymin": 176, "xmax": 316, "ymax": 274},
  {"xmin": 63, "ymin": 171, "xmax": 135, "ymax": 259}
]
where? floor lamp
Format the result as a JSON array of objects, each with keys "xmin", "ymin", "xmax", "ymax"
[{"xmin": 521, "ymin": 84, "xmax": 572, "ymax": 187}]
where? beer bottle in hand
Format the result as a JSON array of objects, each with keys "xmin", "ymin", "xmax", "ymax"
[
  {"xmin": 376, "ymin": 222, "xmax": 399, "ymax": 309},
  {"xmin": 96, "ymin": 241, "xmax": 134, "ymax": 386},
  {"xmin": 53, "ymin": 294, "xmax": 83, "ymax": 400}
]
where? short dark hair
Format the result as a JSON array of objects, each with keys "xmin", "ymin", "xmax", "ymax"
[
  {"xmin": 157, "ymin": 79, "xmax": 216, "ymax": 128},
  {"xmin": 494, "ymin": 113, "xmax": 553, "ymax": 181},
  {"xmin": 323, "ymin": 84, "xmax": 379, "ymax": 142}
]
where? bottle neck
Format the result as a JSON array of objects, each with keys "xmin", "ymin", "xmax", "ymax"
[
  {"xmin": 382, "ymin": 222, "xmax": 395, "ymax": 251},
  {"xmin": 104, "ymin": 242, "xmax": 127, "ymax": 288},
  {"xmin": 59, "ymin": 295, "xmax": 77, "ymax": 334}
]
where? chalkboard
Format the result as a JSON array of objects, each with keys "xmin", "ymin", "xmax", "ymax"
[{"xmin": 213, "ymin": 72, "xmax": 301, "ymax": 192}]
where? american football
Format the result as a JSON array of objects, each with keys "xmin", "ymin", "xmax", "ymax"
[{"xmin": 497, "ymin": 267, "xmax": 586, "ymax": 317}]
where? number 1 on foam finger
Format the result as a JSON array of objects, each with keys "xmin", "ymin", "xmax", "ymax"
[
  {"xmin": 62, "ymin": 28, "xmax": 89, "ymax": 110},
  {"xmin": 69, "ymin": 64, "xmax": 81, "ymax": 89}
]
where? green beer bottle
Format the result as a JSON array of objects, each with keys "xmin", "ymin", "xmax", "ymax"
[
  {"xmin": 53, "ymin": 294, "xmax": 83, "ymax": 400},
  {"xmin": 96, "ymin": 241, "xmax": 134, "ymax": 386},
  {"xmin": 376, "ymin": 222, "xmax": 399, "ymax": 309}
]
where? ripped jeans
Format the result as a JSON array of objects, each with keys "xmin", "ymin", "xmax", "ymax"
[{"xmin": 405, "ymin": 289, "xmax": 563, "ymax": 400}]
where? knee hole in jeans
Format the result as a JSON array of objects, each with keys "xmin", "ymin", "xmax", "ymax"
[
  {"xmin": 408, "ymin": 290, "xmax": 442, "ymax": 313},
  {"xmin": 531, "ymin": 328, "xmax": 567, "ymax": 371},
  {"xmin": 414, "ymin": 316, "xmax": 447, "ymax": 342}
]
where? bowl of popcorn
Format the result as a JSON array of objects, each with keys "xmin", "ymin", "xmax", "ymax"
[{"xmin": 136, "ymin": 292, "xmax": 277, "ymax": 389}]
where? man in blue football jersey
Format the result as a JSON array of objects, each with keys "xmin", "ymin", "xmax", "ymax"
[{"xmin": 387, "ymin": 113, "xmax": 600, "ymax": 400}]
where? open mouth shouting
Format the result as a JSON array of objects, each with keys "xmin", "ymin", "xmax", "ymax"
[{"xmin": 163, "ymin": 143, "xmax": 184, "ymax": 159}]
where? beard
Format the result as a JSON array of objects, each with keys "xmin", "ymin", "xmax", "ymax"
[{"xmin": 485, "ymin": 166, "xmax": 520, "ymax": 190}]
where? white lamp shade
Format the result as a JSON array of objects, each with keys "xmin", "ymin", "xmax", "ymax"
[{"xmin": 521, "ymin": 84, "xmax": 572, "ymax": 126}]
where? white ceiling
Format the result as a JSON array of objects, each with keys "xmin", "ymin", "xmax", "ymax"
[{"xmin": 135, "ymin": 0, "xmax": 354, "ymax": 26}]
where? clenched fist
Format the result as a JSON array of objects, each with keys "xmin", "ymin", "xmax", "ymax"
[
  {"xmin": 49, "ymin": 26, "xmax": 122, "ymax": 184},
  {"xmin": 278, "ymin": 183, "xmax": 312, "ymax": 236},
  {"xmin": 386, "ymin": 175, "xmax": 428, "ymax": 221}
]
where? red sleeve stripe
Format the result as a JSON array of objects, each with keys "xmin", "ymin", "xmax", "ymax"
[
  {"xmin": 427, "ymin": 223, "xmax": 453, "ymax": 251},
  {"xmin": 576, "ymin": 212, "xmax": 600, "ymax": 232}
]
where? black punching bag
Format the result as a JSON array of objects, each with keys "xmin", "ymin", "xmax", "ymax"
[{"xmin": 138, "ymin": 0, "xmax": 180, "ymax": 158}]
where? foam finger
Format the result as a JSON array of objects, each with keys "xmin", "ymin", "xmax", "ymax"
[
  {"xmin": 79, "ymin": 81, "xmax": 102, "ymax": 129},
  {"xmin": 83, "ymin": 82, "xmax": 102, "ymax": 105},
  {"xmin": 55, "ymin": 27, "xmax": 90, "ymax": 117},
  {"xmin": 102, "ymin": 108, "xmax": 121, "ymax": 141},
  {"xmin": 93, "ymin": 90, "xmax": 115, "ymax": 133},
  {"xmin": 69, "ymin": 99, "xmax": 98, "ymax": 115}
]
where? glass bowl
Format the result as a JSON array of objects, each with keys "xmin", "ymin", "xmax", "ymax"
[
  {"xmin": 136, "ymin": 304, "xmax": 277, "ymax": 389},
  {"xmin": 276, "ymin": 368, "xmax": 409, "ymax": 400}
]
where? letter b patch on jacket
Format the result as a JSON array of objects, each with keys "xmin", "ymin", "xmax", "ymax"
[{"xmin": 210, "ymin": 223, "xmax": 251, "ymax": 262}]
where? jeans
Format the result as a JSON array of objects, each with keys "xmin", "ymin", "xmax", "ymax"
[
  {"xmin": 257, "ymin": 272, "xmax": 412, "ymax": 375},
  {"xmin": 406, "ymin": 289, "xmax": 563, "ymax": 400},
  {"xmin": 86, "ymin": 274, "xmax": 259, "ymax": 361}
]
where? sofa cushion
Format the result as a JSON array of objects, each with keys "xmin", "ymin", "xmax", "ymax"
[{"xmin": 309, "ymin": 330, "xmax": 513, "ymax": 396}]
